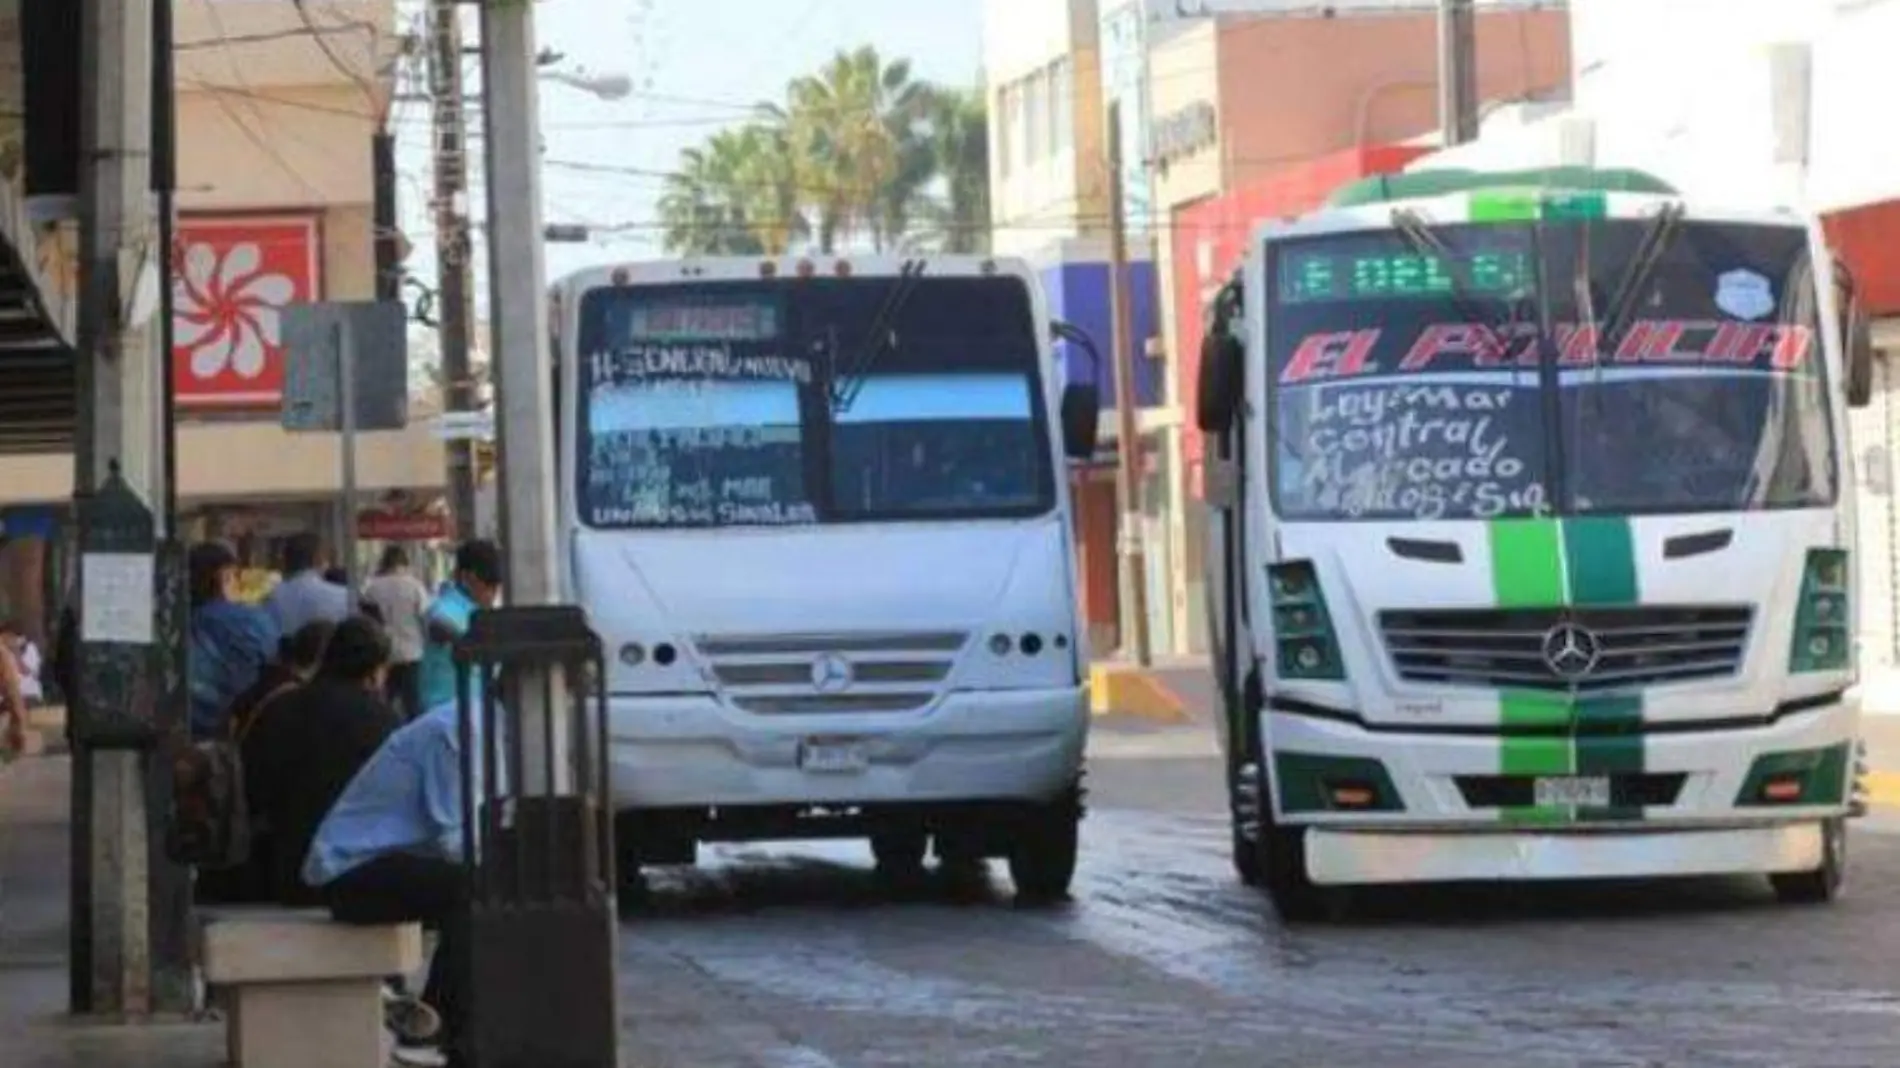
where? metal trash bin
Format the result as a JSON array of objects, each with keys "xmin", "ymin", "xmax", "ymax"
[{"xmin": 454, "ymin": 605, "xmax": 618, "ymax": 1067}]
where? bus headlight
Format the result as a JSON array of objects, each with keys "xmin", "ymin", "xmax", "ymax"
[
  {"xmin": 1790, "ymin": 549, "xmax": 1850, "ymax": 673},
  {"xmin": 1267, "ymin": 560, "xmax": 1346, "ymax": 682}
]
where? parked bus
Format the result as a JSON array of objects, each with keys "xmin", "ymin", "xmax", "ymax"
[
  {"xmin": 548, "ymin": 256, "xmax": 1102, "ymax": 903},
  {"xmin": 1195, "ymin": 167, "xmax": 1876, "ymax": 920}
]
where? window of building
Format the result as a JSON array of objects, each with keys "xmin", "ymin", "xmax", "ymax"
[
  {"xmin": 995, "ymin": 84, "xmax": 1013, "ymax": 175},
  {"xmin": 1050, "ymin": 57, "xmax": 1073, "ymax": 155},
  {"xmin": 1024, "ymin": 70, "xmax": 1046, "ymax": 163}
]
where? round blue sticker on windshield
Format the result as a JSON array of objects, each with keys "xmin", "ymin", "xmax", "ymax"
[{"xmin": 1716, "ymin": 268, "xmax": 1775, "ymax": 321}]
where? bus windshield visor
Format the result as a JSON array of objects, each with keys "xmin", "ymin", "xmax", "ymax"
[
  {"xmin": 576, "ymin": 275, "xmax": 1057, "ymax": 528},
  {"xmin": 1265, "ymin": 218, "xmax": 1837, "ymax": 522}
]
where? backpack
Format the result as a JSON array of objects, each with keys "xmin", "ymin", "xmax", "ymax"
[{"xmin": 166, "ymin": 739, "xmax": 252, "ymax": 870}]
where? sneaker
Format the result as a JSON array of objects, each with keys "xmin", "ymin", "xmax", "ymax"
[
  {"xmin": 381, "ymin": 987, "xmax": 442, "ymax": 1043},
  {"xmin": 390, "ymin": 1042, "xmax": 448, "ymax": 1067}
]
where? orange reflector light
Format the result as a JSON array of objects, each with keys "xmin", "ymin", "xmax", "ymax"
[
  {"xmin": 1763, "ymin": 777, "xmax": 1803, "ymax": 802},
  {"xmin": 1330, "ymin": 785, "xmax": 1376, "ymax": 809}
]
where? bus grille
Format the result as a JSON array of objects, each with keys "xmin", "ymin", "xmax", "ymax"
[
  {"xmin": 1379, "ymin": 606, "xmax": 1753, "ymax": 692},
  {"xmin": 693, "ymin": 630, "xmax": 967, "ymax": 715}
]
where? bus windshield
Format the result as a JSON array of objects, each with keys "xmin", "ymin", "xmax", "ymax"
[
  {"xmin": 575, "ymin": 275, "xmax": 1056, "ymax": 529},
  {"xmin": 1265, "ymin": 218, "xmax": 1837, "ymax": 522}
]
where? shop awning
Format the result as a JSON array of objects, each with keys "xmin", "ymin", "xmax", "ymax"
[{"xmin": 0, "ymin": 232, "xmax": 74, "ymax": 453}]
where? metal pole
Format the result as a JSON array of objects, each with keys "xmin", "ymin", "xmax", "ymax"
[
  {"xmin": 482, "ymin": 0, "xmax": 568, "ymax": 784},
  {"xmin": 338, "ymin": 320, "xmax": 360, "ymax": 608},
  {"xmin": 1106, "ymin": 101, "xmax": 1151, "ymax": 667},
  {"xmin": 76, "ymin": 0, "xmax": 166, "ymax": 1017},
  {"xmin": 429, "ymin": 0, "xmax": 479, "ymax": 540},
  {"xmin": 373, "ymin": 129, "xmax": 401, "ymax": 302},
  {"xmin": 1438, "ymin": 0, "xmax": 1479, "ymax": 147}
]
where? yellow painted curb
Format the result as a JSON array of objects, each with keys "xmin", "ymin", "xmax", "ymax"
[
  {"xmin": 1088, "ymin": 664, "xmax": 1190, "ymax": 724},
  {"xmin": 1863, "ymin": 771, "xmax": 1900, "ymax": 808}
]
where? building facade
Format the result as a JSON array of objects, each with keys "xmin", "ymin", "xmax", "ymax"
[{"xmin": 0, "ymin": 0, "xmax": 446, "ymax": 620}]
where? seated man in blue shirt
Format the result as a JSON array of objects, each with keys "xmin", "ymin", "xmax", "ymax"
[
  {"xmin": 416, "ymin": 540, "xmax": 503, "ymax": 714},
  {"xmin": 303, "ymin": 694, "xmax": 485, "ymax": 1068}
]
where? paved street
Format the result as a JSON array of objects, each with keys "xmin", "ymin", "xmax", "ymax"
[
  {"xmin": 12, "ymin": 714, "xmax": 1900, "ymax": 1066},
  {"xmin": 614, "ymin": 724, "xmax": 1900, "ymax": 1068}
]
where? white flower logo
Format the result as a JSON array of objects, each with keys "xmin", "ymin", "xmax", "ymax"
[{"xmin": 174, "ymin": 240, "xmax": 295, "ymax": 381}]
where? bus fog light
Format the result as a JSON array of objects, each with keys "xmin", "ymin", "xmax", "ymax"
[
  {"xmin": 1020, "ymin": 632, "xmax": 1044, "ymax": 655},
  {"xmin": 988, "ymin": 633, "xmax": 1013, "ymax": 655},
  {"xmin": 619, "ymin": 643, "xmax": 646, "ymax": 667},
  {"xmin": 654, "ymin": 642, "xmax": 678, "ymax": 666}
]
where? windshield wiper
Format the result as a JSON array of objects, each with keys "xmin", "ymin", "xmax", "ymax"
[
  {"xmin": 830, "ymin": 258, "xmax": 926, "ymax": 413},
  {"xmin": 1390, "ymin": 208, "xmax": 1531, "ymax": 359},
  {"xmin": 1593, "ymin": 201, "xmax": 1685, "ymax": 356}
]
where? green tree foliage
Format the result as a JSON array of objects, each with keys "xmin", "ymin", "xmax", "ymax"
[{"xmin": 657, "ymin": 46, "xmax": 990, "ymax": 256}]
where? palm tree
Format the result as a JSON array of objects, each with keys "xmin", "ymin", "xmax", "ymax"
[
  {"xmin": 920, "ymin": 87, "xmax": 991, "ymax": 254},
  {"xmin": 657, "ymin": 132, "xmax": 766, "ymax": 255},
  {"xmin": 778, "ymin": 46, "xmax": 929, "ymax": 253}
]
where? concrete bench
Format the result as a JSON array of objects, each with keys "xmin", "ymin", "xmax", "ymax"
[{"xmin": 197, "ymin": 906, "xmax": 423, "ymax": 1068}]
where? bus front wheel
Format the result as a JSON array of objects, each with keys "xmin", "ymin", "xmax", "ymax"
[
  {"xmin": 1771, "ymin": 817, "xmax": 1846, "ymax": 905},
  {"xmin": 1008, "ymin": 785, "xmax": 1082, "ymax": 906}
]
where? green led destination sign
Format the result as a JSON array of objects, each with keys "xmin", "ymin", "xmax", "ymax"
[{"xmin": 1279, "ymin": 248, "xmax": 1532, "ymax": 303}]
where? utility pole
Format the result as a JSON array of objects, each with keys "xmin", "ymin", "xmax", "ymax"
[
  {"xmin": 428, "ymin": 0, "xmax": 479, "ymax": 540},
  {"xmin": 1438, "ymin": 0, "xmax": 1479, "ymax": 146},
  {"xmin": 472, "ymin": 5, "xmax": 619, "ymax": 1063},
  {"xmin": 1105, "ymin": 101, "xmax": 1151, "ymax": 667},
  {"xmin": 75, "ymin": 0, "xmax": 186, "ymax": 1017}
]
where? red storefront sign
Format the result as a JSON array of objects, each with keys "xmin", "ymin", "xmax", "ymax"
[
  {"xmin": 357, "ymin": 510, "xmax": 451, "ymax": 541},
  {"xmin": 1172, "ymin": 145, "xmax": 1431, "ymax": 497},
  {"xmin": 172, "ymin": 215, "xmax": 321, "ymax": 409}
]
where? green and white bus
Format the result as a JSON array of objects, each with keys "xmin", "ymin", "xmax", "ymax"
[{"xmin": 1196, "ymin": 167, "xmax": 1877, "ymax": 920}]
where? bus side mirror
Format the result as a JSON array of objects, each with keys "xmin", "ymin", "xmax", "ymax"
[
  {"xmin": 1196, "ymin": 331, "xmax": 1243, "ymax": 433},
  {"xmin": 1060, "ymin": 382, "xmax": 1100, "ymax": 460},
  {"xmin": 1846, "ymin": 303, "xmax": 1875, "ymax": 409}
]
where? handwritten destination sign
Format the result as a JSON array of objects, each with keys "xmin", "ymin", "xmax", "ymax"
[{"xmin": 1283, "ymin": 377, "xmax": 1547, "ymax": 521}]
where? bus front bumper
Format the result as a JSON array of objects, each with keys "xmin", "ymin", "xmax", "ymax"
[
  {"xmin": 606, "ymin": 685, "xmax": 1088, "ymax": 811},
  {"xmin": 1305, "ymin": 822, "xmax": 1824, "ymax": 885}
]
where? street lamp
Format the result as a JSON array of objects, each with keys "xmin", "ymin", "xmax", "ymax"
[{"xmin": 540, "ymin": 68, "xmax": 633, "ymax": 101}]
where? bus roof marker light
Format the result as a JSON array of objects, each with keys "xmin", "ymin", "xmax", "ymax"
[
  {"xmin": 796, "ymin": 258, "xmax": 816, "ymax": 278},
  {"xmin": 760, "ymin": 260, "xmax": 778, "ymax": 278},
  {"xmin": 835, "ymin": 259, "xmax": 851, "ymax": 277},
  {"xmin": 1468, "ymin": 189, "xmax": 1540, "ymax": 223},
  {"xmin": 610, "ymin": 267, "xmax": 631, "ymax": 286}
]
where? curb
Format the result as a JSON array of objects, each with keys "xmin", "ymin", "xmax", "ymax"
[
  {"xmin": 1863, "ymin": 771, "xmax": 1900, "ymax": 809},
  {"xmin": 1088, "ymin": 663, "xmax": 1190, "ymax": 724}
]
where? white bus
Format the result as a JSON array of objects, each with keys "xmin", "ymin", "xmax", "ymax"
[
  {"xmin": 548, "ymin": 256, "xmax": 1103, "ymax": 903},
  {"xmin": 1195, "ymin": 167, "xmax": 1876, "ymax": 920}
]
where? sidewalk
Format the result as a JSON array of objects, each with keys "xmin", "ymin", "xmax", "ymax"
[{"xmin": 1, "ymin": 754, "xmax": 222, "ymax": 1068}]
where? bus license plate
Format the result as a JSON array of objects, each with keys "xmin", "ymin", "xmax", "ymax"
[
  {"xmin": 1534, "ymin": 775, "xmax": 1610, "ymax": 808},
  {"xmin": 799, "ymin": 738, "xmax": 868, "ymax": 774}
]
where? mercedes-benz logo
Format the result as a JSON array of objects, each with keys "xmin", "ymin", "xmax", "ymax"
[
  {"xmin": 810, "ymin": 652, "xmax": 853, "ymax": 693},
  {"xmin": 1540, "ymin": 622, "xmax": 1602, "ymax": 680}
]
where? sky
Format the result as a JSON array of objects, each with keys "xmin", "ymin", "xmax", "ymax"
[{"xmin": 393, "ymin": 0, "xmax": 985, "ymax": 336}]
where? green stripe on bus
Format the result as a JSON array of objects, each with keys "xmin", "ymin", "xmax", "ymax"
[
  {"xmin": 1501, "ymin": 691, "xmax": 1573, "ymax": 824},
  {"xmin": 1574, "ymin": 693, "xmax": 1645, "ymax": 821},
  {"xmin": 1488, "ymin": 519, "xmax": 1565, "ymax": 607},
  {"xmin": 1561, "ymin": 516, "xmax": 1639, "ymax": 606}
]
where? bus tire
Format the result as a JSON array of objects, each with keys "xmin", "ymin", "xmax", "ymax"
[
  {"xmin": 1771, "ymin": 817, "xmax": 1846, "ymax": 905},
  {"xmin": 1252, "ymin": 758, "xmax": 1332, "ymax": 922},
  {"xmin": 1009, "ymin": 789, "xmax": 1082, "ymax": 906}
]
